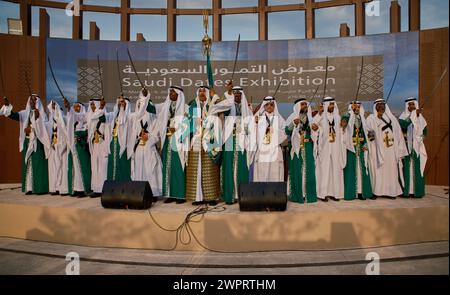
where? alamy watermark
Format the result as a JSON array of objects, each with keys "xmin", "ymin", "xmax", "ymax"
[
  {"xmin": 65, "ymin": 251, "xmax": 80, "ymax": 275},
  {"xmin": 366, "ymin": 1, "xmax": 381, "ymax": 17},
  {"xmin": 65, "ymin": 0, "xmax": 80, "ymax": 17},
  {"xmin": 365, "ymin": 252, "xmax": 380, "ymax": 275}
]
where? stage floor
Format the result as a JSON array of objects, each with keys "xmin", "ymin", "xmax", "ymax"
[{"xmin": 0, "ymin": 184, "xmax": 448, "ymax": 252}]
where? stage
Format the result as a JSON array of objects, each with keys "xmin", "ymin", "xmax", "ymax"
[{"xmin": 0, "ymin": 184, "xmax": 448, "ymax": 252}]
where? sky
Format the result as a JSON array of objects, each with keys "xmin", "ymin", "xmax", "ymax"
[{"xmin": 0, "ymin": 0, "xmax": 448, "ymax": 40}]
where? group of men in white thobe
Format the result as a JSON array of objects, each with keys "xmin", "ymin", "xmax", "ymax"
[{"xmin": 1, "ymin": 87, "xmax": 428, "ymax": 203}]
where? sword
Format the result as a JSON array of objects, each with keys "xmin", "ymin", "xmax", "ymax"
[
  {"xmin": 116, "ymin": 49, "xmax": 123, "ymax": 96},
  {"xmin": 273, "ymin": 77, "xmax": 283, "ymax": 98},
  {"xmin": 47, "ymin": 57, "xmax": 65, "ymax": 99},
  {"xmin": 420, "ymin": 67, "xmax": 448, "ymax": 109},
  {"xmin": 230, "ymin": 34, "xmax": 241, "ymax": 84},
  {"xmin": 385, "ymin": 64, "xmax": 399, "ymax": 103},
  {"xmin": 127, "ymin": 48, "xmax": 145, "ymax": 89},
  {"xmin": 321, "ymin": 56, "xmax": 329, "ymax": 100},
  {"xmin": 354, "ymin": 56, "xmax": 364, "ymax": 100},
  {"xmin": 97, "ymin": 54, "xmax": 104, "ymax": 99},
  {"xmin": 252, "ymin": 77, "xmax": 284, "ymax": 115}
]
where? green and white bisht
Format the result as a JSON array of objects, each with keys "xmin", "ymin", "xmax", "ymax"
[
  {"xmin": 253, "ymin": 96, "xmax": 287, "ymax": 182},
  {"xmin": 66, "ymin": 102, "xmax": 91, "ymax": 194},
  {"xmin": 46, "ymin": 100, "xmax": 69, "ymax": 194},
  {"xmin": 213, "ymin": 86, "xmax": 256, "ymax": 203},
  {"xmin": 315, "ymin": 97, "xmax": 346, "ymax": 200},
  {"xmin": 342, "ymin": 101, "xmax": 373, "ymax": 200},
  {"xmin": 127, "ymin": 91, "xmax": 163, "ymax": 196},
  {"xmin": 105, "ymin": 97, "xmax": 131, "ymax": 181},
  {"xmin": 156, "ymin": 86, "xmax": 189, "ymax": 199},
  {"xmin": 399, "ymin": 97, "xmax": 427, "ymax": 197},
  {"xmin": 3, "ymin": 95, "xmax": 50, "ymax": 194},
  {"xmin": 285, "ymin": 98, "xmax": 318, "ymax": 203},
  {"xmin": 366, "ymin": 99, "xmax": 408, "ymax": 197},
  {"xmin": 86, "ymin": 98, "xmax": 108, "ymax": 193}
]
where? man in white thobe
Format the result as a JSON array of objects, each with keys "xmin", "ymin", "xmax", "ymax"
[
  {"xmin": 87, "ymin": 98, "xmax": 108, "ymax": 197},
  {"xmin": 46, "ymin": 100, "xmax": 69, "ymax": 195},
  {"xmin": 315, "ymin": 97, "xmax": 346, "ymax": 201},
  {"xmin": 253, "ymin": 96, "xmax": 286, "ymax": 182},
  {"xmin": 366, "ymin": 98, "xmax": 408, "ymax": 198},
  {"xmin": 127, "ymin": 89, "xmax": 163, "ymax": 198}
]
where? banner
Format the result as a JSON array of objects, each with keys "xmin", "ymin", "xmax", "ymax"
[{"xmin": 46, "ymin": 31, "xmax": 418, "ymax": 117}]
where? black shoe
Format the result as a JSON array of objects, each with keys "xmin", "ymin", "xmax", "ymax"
[
  {"xmin": 357, "ymin": 194, "xmax": 365, "ymax": 200},
  {"xmin": 50, "ymin": 192, "xmax": 58, "ymax": 196},
  {"xmin": 329, "ymin": 196, "xmax": 340, "ymax": 202},
  {"xmin": 176, "ymin": 199, "xmax": 186, "ymax": 204},
  {"xmin": 76, "ymin": 192, "xmax": 87, "ymax": 198},
  {"xmin": 208, "ymin": 200, "xmax": 217, "ymax": 206},
  {"xmin": 384, "ymin": 195, "xmax": 397, "ymax": 200},
  {"xmin": 192, "ymin": 201, "xmax": 204, "ymax": 206},
  {"xmin": 60, "ymin": 193, "xmax": 69, "ymax": 196},
  {"xmin": 409, "ymin": 194, "xmax": 414, "ymax": 198},
  {"xmin": 225, "ymin": 201, "xmax": 234, "ymax": 205},
  {"xmin": 320, "ymin": 197, "xmax": 328, "ymax": 202},
  {"xmin": 152, "ymin": 197, "xmax": 159, "ymax": 203},
  {"xmin": 89, "ymin": 193, "xmax": 102, "ymax": 198},
  {"xmin": 369, "ymin": 196, "xmax": 377, "ymax": 200},
  {"xmin": 25, "ymin": 191, "xmax": 32, "ymax": 195},
  {"xmin": 164, "ymin": 198, "xmax": 175, "ymax": 204}
]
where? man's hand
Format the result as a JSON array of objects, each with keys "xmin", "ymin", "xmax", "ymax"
[
  {"xmin": 100, "ymin": 98, "xmax": 106, "ymax": 109},
  {"xmin": 141, "ymin": 132, "xmax": 149, "ymax": 142},
  {"xmin": 416, "ymin": 108, "xmax": 421, "ymax": 116},
  {"xmin": 24, "ymin": 126, "xmax": 31, "ymax": 136},
  {"xmin": 34, "ymin": 109, "xmax": 39, "ymax": 119},
  {"xmin": 63, "ymin": 97, "xmax": 70, "ymax": 110},
  {"xmin": 293, "ymin": 118, "xmax": 300, "ymax": 126},
  {"xmin": 311, "ymin": 123, "xmax": 319, "ymax": 131}
]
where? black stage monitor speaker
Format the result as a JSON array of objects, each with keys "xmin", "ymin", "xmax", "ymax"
[
  {"xmin": 239, "ymin": 182, "xmax": 287, "ymax": 211},
  {"xmin": 101, "ymin": 180, "xmax": 153, "ymax": 209}
]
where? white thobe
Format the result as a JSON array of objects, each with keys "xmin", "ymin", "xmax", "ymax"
[
  {"xmin": 128, "ymin": 112, "xmax": 163, "ymax": 196},
  {"xmin": 316, "ymin": 112, "xmax": 346, "ymax": 199},
  {"xmin": 253, "ymin": 114, "xmax": 286, "ymax": 182},
  {"xmin": 367, "ymin": 115, "xmax": 404, "ymax": 197},
  {"xmin": 47, "ymin": 117, "xmax": 69, "ymax": 194}
]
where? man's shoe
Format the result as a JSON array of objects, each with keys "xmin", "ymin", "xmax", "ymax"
[
  {"xmin": 176, "ymin": 199, "xmax": 186, "ymax": 204},
  {"xmin": 164, "ymin": 198, "xmax": 176, "ymax": 204},
  {"xmin": 320, "ymin": 197, "xmax": 328, "ymax": 202},
  {"xmin": 208, "ymin": 200, "xmax": 217, "ymax": 206}
]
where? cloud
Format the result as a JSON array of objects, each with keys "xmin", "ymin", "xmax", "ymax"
[{"xmin": 315, "ymin": 5, "xmax": 355, "ymax": 37}]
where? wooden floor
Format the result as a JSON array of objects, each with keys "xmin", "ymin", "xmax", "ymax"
[
  {"xmin": 0, "ymin": 183, "xmax": 448, "ymax": 252},
  {"xmin": 0, "ymin": 183, "xmax": 448, "ymax": 213}
]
